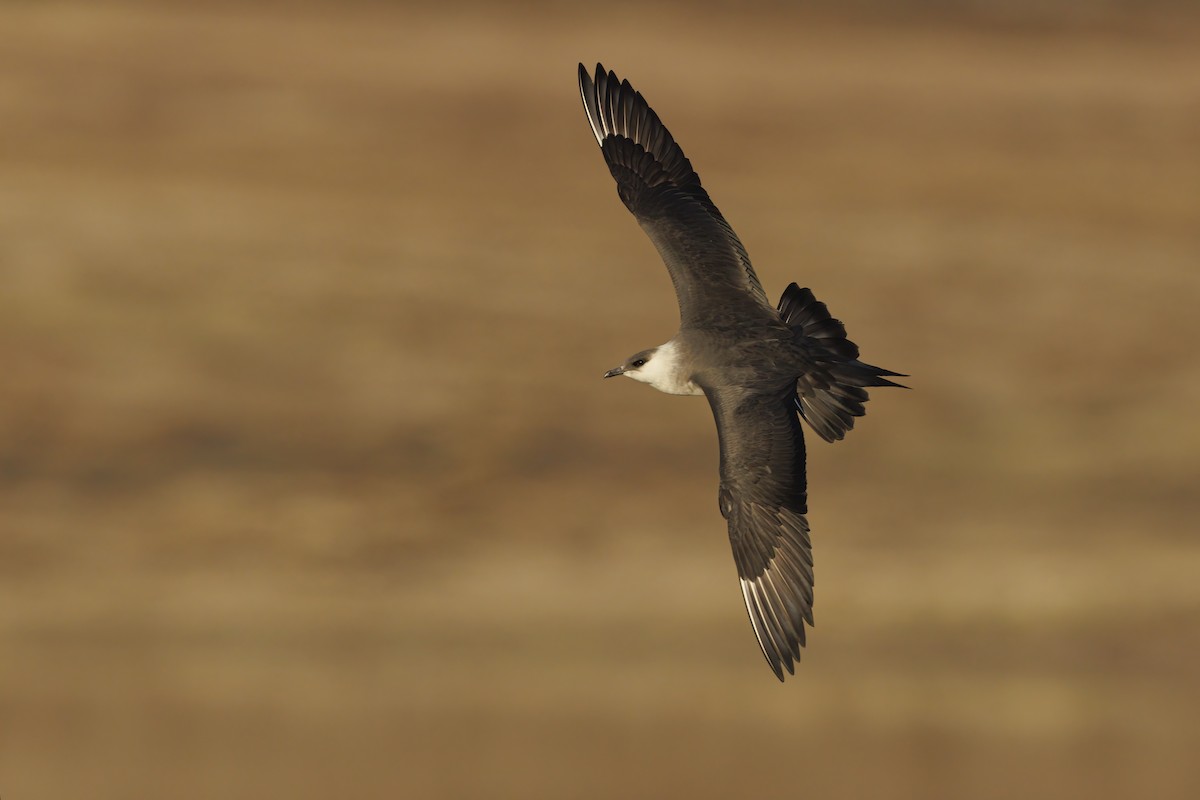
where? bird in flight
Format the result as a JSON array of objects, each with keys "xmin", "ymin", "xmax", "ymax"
[{"xmin": 578, "ymin": 63, "xmax": 904, "ymax": 680}]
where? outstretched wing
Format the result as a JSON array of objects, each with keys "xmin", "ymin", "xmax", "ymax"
[
  {"xmin": 705, "ymin": 384, "xmax": 814, "ymax": 681},
  {"xmin": 578, "ymin": 63, "xmax": 775, "ymax": 328}
]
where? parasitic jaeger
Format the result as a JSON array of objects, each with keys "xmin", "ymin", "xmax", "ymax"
[{"xmin": 578, "ymin": 63, "xmax": 905, "ymax": 681}]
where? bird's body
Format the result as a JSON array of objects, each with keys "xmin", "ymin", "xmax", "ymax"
[{"xmin": 578, "ymin": 63, "xmax": 904, "ymax": 680}]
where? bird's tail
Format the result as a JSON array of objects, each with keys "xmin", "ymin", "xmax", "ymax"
[{"xmin": 777, "ymin": 283, "xmax": 906, "ymax": 443}]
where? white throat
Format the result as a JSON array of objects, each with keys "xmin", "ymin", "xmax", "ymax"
[{"xmin": 627, "ymin": 340, "xmax": 702, "ymax": 396}]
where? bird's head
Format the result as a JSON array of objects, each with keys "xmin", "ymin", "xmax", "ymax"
[
  {"xmin": 603, "ymin": 348, "xmax": 656, "ymax": 383},
  {"xmin": 602, "ymin": 340, "xmax": 699, "ymax": 395}
]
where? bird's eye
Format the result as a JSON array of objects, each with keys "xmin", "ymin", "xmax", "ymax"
[{"xmin": 631, "ymin": 358, "xmax": 647, "ymax": 368}]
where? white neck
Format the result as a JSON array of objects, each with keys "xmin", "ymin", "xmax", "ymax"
[{"xmin": 628, "ymin": 340, "xmax": 702, "ymax": 396}]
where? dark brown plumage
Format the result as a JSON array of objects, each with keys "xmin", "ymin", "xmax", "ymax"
[{"xmin": 579, "ymin": 62, "xmax": 904, "ymax": 680}]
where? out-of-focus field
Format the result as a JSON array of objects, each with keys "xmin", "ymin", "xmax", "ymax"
[{"xmin": 2, "ymin": 2, "xmax": 1199, "ymax": 798}]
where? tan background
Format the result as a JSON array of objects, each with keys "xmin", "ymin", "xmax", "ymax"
[{"xmin": 2, "ymin": 1, "xmax": 1199, "ymax": 798}]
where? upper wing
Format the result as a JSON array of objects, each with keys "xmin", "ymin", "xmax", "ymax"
[
  {"xmin": 578, "ymin": 63, "xmax": 775, "ymax": 328},
  {"xmin": 705, "ymin": 384, "xmax": 815, "ymax": 681}
]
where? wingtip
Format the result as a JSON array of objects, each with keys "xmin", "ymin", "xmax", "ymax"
[
  {"xmin": 578, "ymin": 62, "xmax": 604, "ymax": 147},
  {"xmin": 766, "ymin": 649, "xmax": 796, "ymax": 682},
  {"xmin": 742, "ymin": 575, "xmax": 806, "ymax": 682},
  {"xmin": 578, "ymin": 62, "xmax": 608, "ymax": 84}
]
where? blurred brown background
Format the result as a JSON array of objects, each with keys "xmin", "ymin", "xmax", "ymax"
[{"xmin": 2, "ymin": 1, "xmax": 1199, "ymax": 798}]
